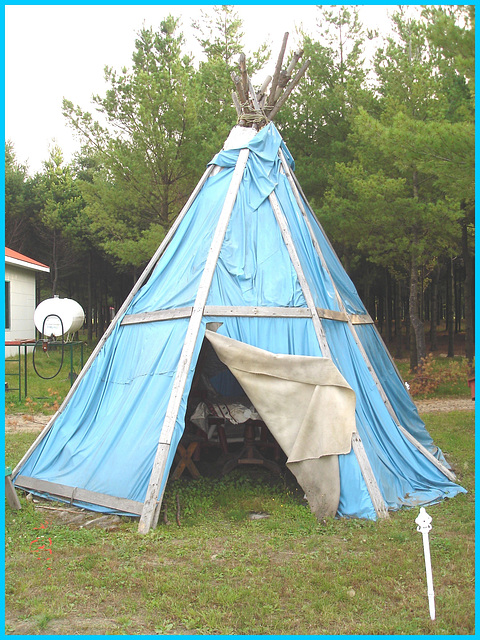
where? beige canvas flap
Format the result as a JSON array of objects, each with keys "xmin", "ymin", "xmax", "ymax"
[
  {"xmin": 204, "ymin": 330, "xmax": 357, "ymax": 518},
  {"xmin": 205, "ymin": 330, "xmax": 356, "ymax": 462}
]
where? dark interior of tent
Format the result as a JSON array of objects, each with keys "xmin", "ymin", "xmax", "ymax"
[{"xmin": 176, "ymin": 335, "xmax": 286, "ymax": 481}]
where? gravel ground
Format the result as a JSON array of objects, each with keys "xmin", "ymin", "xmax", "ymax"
[{"xmin": 414, "ymin": 396, "xmax": 474, "ymax": 413}]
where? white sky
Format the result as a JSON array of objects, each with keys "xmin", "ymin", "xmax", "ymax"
[{"xmin": 5, "ymin": 4, "xmax": 397, "ymax": 175}]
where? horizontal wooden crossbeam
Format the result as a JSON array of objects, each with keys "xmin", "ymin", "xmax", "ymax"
[{"xmin": 121, "ymin": 306, "xmax": 373, "ymax": 326}]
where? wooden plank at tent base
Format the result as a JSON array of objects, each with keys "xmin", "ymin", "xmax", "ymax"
[
  {"xmin": 15, "ymin": 476, "xmax": 144, "ymax": 516},
  {"xmin": 351, "ymin": 434, "xmax": 389, "ymax": 519}
]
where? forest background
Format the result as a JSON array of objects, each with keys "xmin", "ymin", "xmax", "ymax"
[{"xmin": 4, "ymin": 5, "xmax": 475, "ymax": 370}]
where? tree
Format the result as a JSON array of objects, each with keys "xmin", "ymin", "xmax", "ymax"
[
  {"xmin": 321, "ymin": 7, "xmax": 473, "ymax": 368},
  {"xmin": 34, "ymin": 145, "xmax": 86, "ymax": 295},
  {"xmin": 422, "ymin": 5, "xmax": 475, "ymax": 364},
  {"xmin": 63, "ymin": 16, "xmax": 204, "ymax": 273},
  {"xmin": 5, "ymin": 142, "xmax": 34, "ymax": 253},
  {"xmin": 277, "ymin": 5, "xmax": 377, "ymax": 206}
]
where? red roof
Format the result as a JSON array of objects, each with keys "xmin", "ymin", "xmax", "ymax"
[{"xmin": 5, "ymin": 247, "xmax": 49, "ymax": 270}]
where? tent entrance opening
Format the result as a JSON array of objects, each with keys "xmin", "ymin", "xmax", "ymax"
[{"xmin": 183, "ymin": 335, "xmax": 283, "ymax": 476}]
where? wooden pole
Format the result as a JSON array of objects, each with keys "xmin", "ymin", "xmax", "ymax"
[
  {"xmin": 239, "ymin": 52, "xmax": 249, "ymax": 98},
  {"xmin": 276, "ymin": 147, "xmax": 389, "ymax": 517},
  {"xmin": 231, "ymin": 91, "xmax": 242, "ymax": 117},
  {"xmin": 267, "ymin": 32, "xmax": 289, "ymax": 107},
  {"xmin": 257, "ymin": 74, "xmax": 272, "ymax": 102},
  {"xmin": 248, "ymin": 77, "xmax": 261, "ymax": 112},
  {"xmin": 286, "ymin": 49, "xmax": 304, "ymax": 77},
  {"xmin": 274, "ymin": 70, "xmax": 290, "ymax": 102},
  {"xmin": 269, "ymin": 59, "xmax": 311, "ymax": 121},
  {"xmin": 138, "ymin": 147, "xmax": 251, "ymax": 534},
  {"xmin": 231, "ymin": 72, "xmax": 247, "ymax": 105},
  {"xmin": 267, "ymin": 189, "xmax": 388, "ymax": 519},
  {"xmin": 268, "ymin": 191, "xmax": 330, "ymax": 357}
]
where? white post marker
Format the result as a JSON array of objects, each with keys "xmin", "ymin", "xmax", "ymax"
[{"xmin": 415, "ymin": 507, "xmax": 436, "ymax": 620}]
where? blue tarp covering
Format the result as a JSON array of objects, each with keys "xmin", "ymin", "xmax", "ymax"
[
  {"xmin": 17, "ymin": 319, "xmax": 203, "ymax": 512},
  {"xmin": 298, "ymin": 197, "xmax": 449, "ymax": 465},
  {"xmin": 15, "ymin": 123, "xmax": 466, "ymax": 518}
]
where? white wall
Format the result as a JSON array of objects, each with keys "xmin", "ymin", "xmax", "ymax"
[{"xmin": 5, "ymin": 263, "xmax": 37, "ymax": 358}]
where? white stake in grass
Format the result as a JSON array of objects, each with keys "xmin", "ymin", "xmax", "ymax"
[{"xmin": 415, "ymin": 507, "xmax": 435, "ymax": 620}]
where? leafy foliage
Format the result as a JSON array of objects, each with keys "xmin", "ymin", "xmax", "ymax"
[
  {"xmin": 278, "ymin": 5, "xmax": 376, "ymax": 204},
  {"xmin": 34, "ymin": 146, "xmax": 87, "ymax": 293},
  {"xmin": 63, "ymin": 17, "xmax": 204, "ymax": 269},
  {"xmin": 316, "ymin": 6, "xmax": 474, "ymax": 366},
  {"xmin": 5, "ymin": 143, "xmax": 36, "ymax": 254},
  {"xmin": 405, "ymin": 353, "xmax": 471, "ymax": 397}
]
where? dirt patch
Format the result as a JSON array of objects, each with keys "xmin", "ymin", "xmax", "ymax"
[
  {"xmin": 28, "ymin": 502, "xmax": 127, "ymax": 530},
  {"xmin": 5, "ymin": 413, "xmax": 50, "ymax": 434},
  {"xmin": 5, "ymin": 615, "xmax": 192, "ymax": 635},
  {"xmin": 414, "ymin": 397, "xmax": 474, "ymax": 414},
  {"xmin": 5, "ymin": 615, "xmax": 121, "ymax": 636}
]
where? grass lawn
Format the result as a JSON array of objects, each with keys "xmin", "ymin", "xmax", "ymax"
[
  {"xmin": 5, "ymin": 340, "xmax": 91, "ymax": 414},
  {"xmin": 4, "ymin": 405, "xmax": 474, "ymax": 635}
]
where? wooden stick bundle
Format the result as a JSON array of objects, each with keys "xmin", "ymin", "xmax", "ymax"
[{"xmin": 231, "ymin": 33, "xmax": 310, "ymax": 129}]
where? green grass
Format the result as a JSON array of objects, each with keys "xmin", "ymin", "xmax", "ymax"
[
  {"xmin": 4, "ymin": 409, "xmax": 475, "ymax": 635},
  {"xmin": 5, "ymin": 339, "xmax": 93, "ymax": 414},
  {"xmin": 4, "ymin": 349, "xmax": 474, "ymax": 633}
]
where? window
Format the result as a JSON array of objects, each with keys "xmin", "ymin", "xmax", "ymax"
[{"xmin": 5, "ymin": 281, "xmax": 11, "ymax": 329}]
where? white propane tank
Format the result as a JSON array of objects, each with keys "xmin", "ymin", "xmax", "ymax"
[{"xmin": 34, "ymin": 296, "xmax": 85, "ymax": 338}]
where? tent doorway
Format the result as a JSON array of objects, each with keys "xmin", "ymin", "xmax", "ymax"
[
  {"xmin": 184, "ymin": 329, "xmax": 357, "ymax": 520},
  {"xmin": 184, "ymin": 329, "xmax": 283, "ymax": 478}
]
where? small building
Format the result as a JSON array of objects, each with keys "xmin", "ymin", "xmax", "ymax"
[{"xmin": 5, "ymin": 247, "xmax": 50, "ymax": 358}]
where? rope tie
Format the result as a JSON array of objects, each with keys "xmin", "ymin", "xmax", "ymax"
[{"xmin": 236, "ymin": 102, "xmax": 269, "ymax": 128}]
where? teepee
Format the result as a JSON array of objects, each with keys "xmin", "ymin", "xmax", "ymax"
[{"xmin": 13, "ymin": 36, "xmax": 465, "ymax": 533}]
